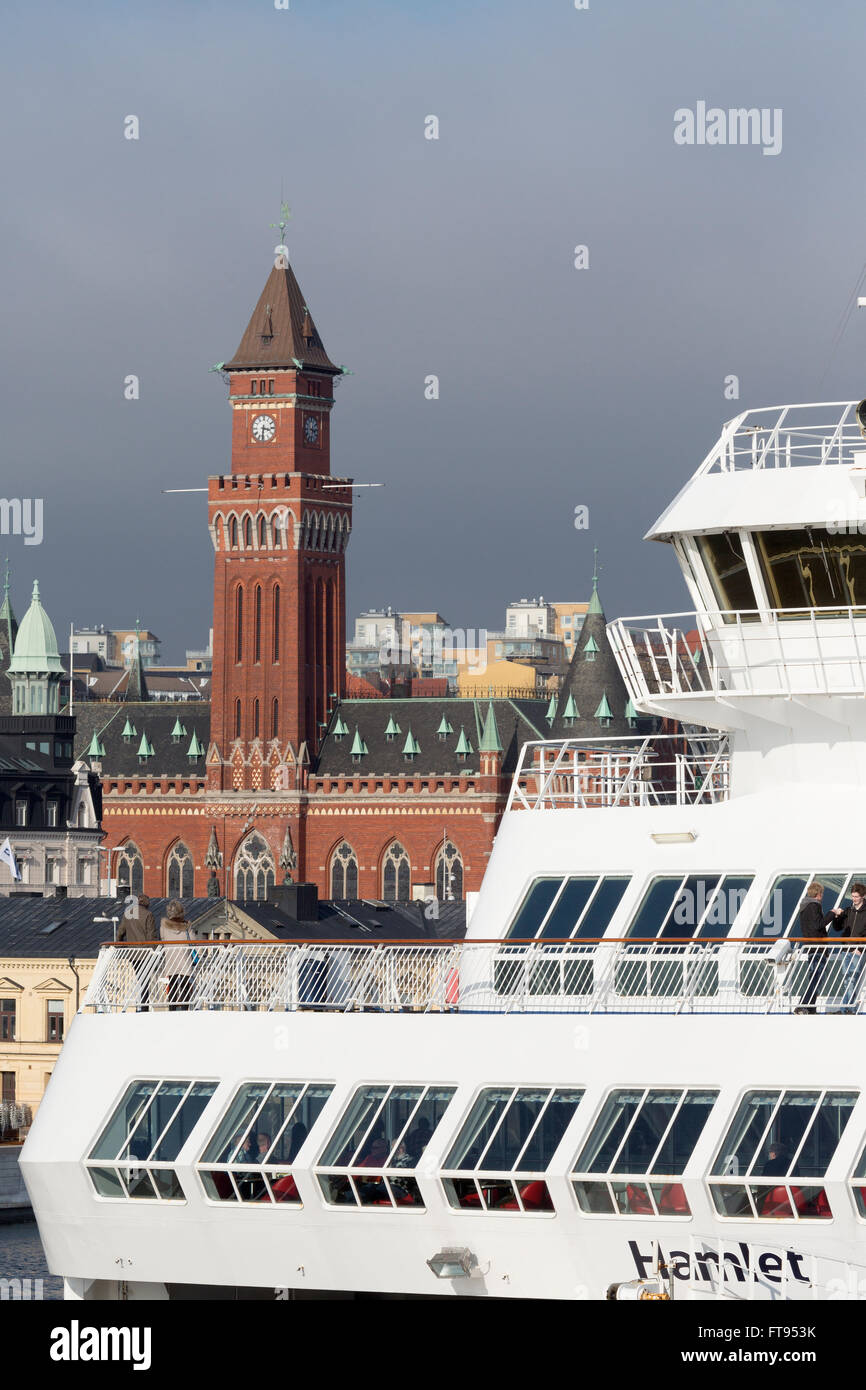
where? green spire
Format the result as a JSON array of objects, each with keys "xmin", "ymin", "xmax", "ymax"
[
  {"xmin": 403, "ymin": 729, "xmax": 420, "ymax": 757},
  {"xmin": 587, "ymin": 547, "xmax": 603, "ymax": 616},
  {"xmin": 0, "ymin": 559, "xmax": 15, "ymax": 658},
  {"xmin": 187, "ymin": 730, "xmax": 205, "ymax": 759},
  {"xmin": 350, "ymin": 727, "xmax": 368, "ymax": 757},
  {"xmin": 625, "ymin": 697, "xmax": 638, "ymax": 726},
  {"xmin": 454, "ymin": 726, "xmax": 473, "ymax": 756},
  {"xmin": 333, "ymin": 714, "xmax": 349, "ymax": 737},
  {"xmin": 171, "ymin": 716, "xmax": 187, "ymax": 742},
  {"xmin": 137, "ymin": 731, "xmax": 154, "ymax": 760},
  {"xmin": 583, "ymin": 635, "xmax": 599, "ymax": 659},
  {"xmin": 562, "ymin": 694, "xmax": 578, "ymax": 722},
  {"xmin": 385, "ymin": 715, "xmax": 401, "ymax": 738},
  {"xmin": 595, "ymin": 692, "xmax": 613, "ymax": 721},
  {"xmin": 436, "ymin": 714, "xmax": 453, "ymax": 737},
  {"xmin": 121, "ymin": 717, "xmax": 137, "ymax": 741},
  {"xmin": 545, "ymin": 694, "xmax": 557, "ymax": 726},
  {"xmin": 86, "ymin": 731, "xmax": 106, "ymax": 758},
  {"xmin": 479, "ymin": 701, "xmax": 502, "ymax": 753},
  {"xmin": 8, "ymin": 580, "xmax": 64, "ymax": 675}
]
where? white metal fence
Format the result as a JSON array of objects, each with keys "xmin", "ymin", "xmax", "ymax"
[
  {"xmin": 507, "ymin": 734, "xmax": 730, "ymax": 811},
  {"xmin": 83, "ymin": 940, "xmax": 866, "ymax": 1016},
  {"xmin": 697, "ymin": 401, "xmax": 864, "ymax": 475}
]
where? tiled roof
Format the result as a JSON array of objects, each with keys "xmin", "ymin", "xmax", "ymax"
[
  {"xmin": 224, "ymin": 262, "xmax": 340, "ymax": 374},
  {"xmin": 235, "ymin": 898, "xmax": 466, "ymax": 942},
  {"xmin": 73, "ymin": 702, "xmax": 211, "ymax": 777},
  {"xmin": 0, "ymin": 897, "xmax": 216, "ymax": 959},
  {"xmin": 315, "ymin": 698, "xmax": 548, "ymax": 777}
]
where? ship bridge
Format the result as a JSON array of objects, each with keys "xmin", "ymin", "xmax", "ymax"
[{"xmin": 607, "ymin": 402, "xmax": 866, "ymax": 776}]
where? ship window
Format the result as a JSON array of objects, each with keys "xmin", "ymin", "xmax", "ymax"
[
  {"xmin": 627, "ymin": 874, "xmax": 752, "ymax": 941},
  {"xmin": 316, "ymin": 1083, "xmax": 455, "ymax": 1209},
  {"xmin": 441, "ymin": 1086, "xmax": 583, "ymax": 1214},
  {"xmin": 86, "ymin": 1079, "xmax": 218, "ymax": 1203},
  {"xmin": 750, "ymin": 871, "xmax": 863, "ymax": 938},
  {"xmin": 506, "ymin": 875, "xmax": 630, "ymax": 941},
  {"xmin": 198, "ymin": 1080, "xmax": 333, "ymax": 1207},
  {"xmin": 697, "ymin": 532, "xmax": 758, "ymax": 614},
  {"xmin": 754, "ymin": 528, "xmax": 866, "ymax": 610},
  {"xmin": 708, "ymin": 1088, "xmax": 857, "ymax": 1221},
  {"xmin": 848, "ymin": 1140, "xmax": 866, "ymax": 1219},
  {"xmin": 572, "ymin": 1087, "xmax": 717, "ymax": 1218}
]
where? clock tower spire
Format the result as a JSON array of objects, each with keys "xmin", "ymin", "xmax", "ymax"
[{"xmin": 208, "ymin": 245, "xmax": 351, "ymax": 784}]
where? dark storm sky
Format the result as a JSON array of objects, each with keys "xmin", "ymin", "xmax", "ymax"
[{"xmin": 1, "ymin": 0, "xmax": 865, "ymax": 660}]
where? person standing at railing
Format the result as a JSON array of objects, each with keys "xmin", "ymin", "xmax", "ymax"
[
  {"xmin": 833, "ymin": 883, "xmax": 866, "ymax": 1013},
  {"xmin": 795, "ymin": 882, "xmax": 841, "ymax": 1014},
  {"xmin": 160, "ymin": 900, "xmax": 195, "ymax": 1011},
  {"xmin": 117, "ymin": 894, "xmax": 157, "ymax": 1012}
]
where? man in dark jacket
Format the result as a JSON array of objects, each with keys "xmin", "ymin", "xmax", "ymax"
[
  {"xmin": 117, "ymin": 894, "xmax": 157, "ymax": 1011},
  {"xmin": 795, "ymin": 881, "xmax": 840, "ymax": 1013},
  {"xmin": 833, "ymin": 882, "xmax": 866, "ymax": 1011}
]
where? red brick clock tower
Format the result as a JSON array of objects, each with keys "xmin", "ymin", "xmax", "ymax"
[{"xmin": 208, "ymin": 251, "xmax": 352, "ymax": 791}]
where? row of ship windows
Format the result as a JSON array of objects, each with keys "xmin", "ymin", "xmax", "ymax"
[
  {"xmin": 84, "ymin": 1080, "xmax": 866, "ymax": 1222},
  {"xmin": 507, "ymin": 870, "xmax": 866, "ymax": 941}
]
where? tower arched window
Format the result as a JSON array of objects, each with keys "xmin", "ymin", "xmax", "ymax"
[
  {"xmin": 254, "ymin": 585, "xmax": 262, "ymax": 663},
  {"xmin": 253, "ymin": 699, "xmax": 260, "ymax": 739},
  {"xmin": 166, "ymin": 842, "xmax": 194, "ymax": 898},
  {"xmin": 229, "ymin": 517, "xmax": 238, "ymax": 549},
  {"xmin": 435, "ymin": 840, "xmax": 464, "ymax": 901},
  {"xmin": 234, "ymin": 832, "xmax": 275, "ymax": 902},
  {"xmin": 258, "ymin": 515, "xmax": 267, "ymax": 548},
  {"xmin": 382, "ymin": 841, "xmax": 411, "ymax": 901},
  {"xmin": 272, "ymin": 585, "xmax": 280, "ymax": 663},
  {"xmin": 115, "ymin": 842, "xmax": 144, "ymax": 895},
  {"xmin": 330, "ymin": 841, "xmax": 359, "ymax": 899},
  {"xmin": 243, "ymin": 515, "xmax": 253, "ymax": 548},
  {"xmin": 272, "ymin": 698, "xmax": 279, "ymax": 739},
  {"xmin": 235, "ymin": 699, "xmax": 242, "ymax": 739},
  {"xmin": 235, "ymin": 587, "xmax": 243, "ymax": 663}
]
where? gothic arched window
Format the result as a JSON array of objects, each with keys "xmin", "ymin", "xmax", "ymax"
[
  {"xmin": 235, "ymin": 587, "xmax": 243, "ymax": 663},
  {"xmin": 330, "ymin": 841, "xmax": 359, "ymax": 899},
  {"xmin": 272, "ymin": 697, "xmax": 279, "ymax": 739},
  {"xmin": 234, "ymin": 833, "xmax": 275, "ymax": 902},
  {"xmin": 254, "ymin": 585, "xmax": 262, "ymax": 663},
  {"xmin": 435, "ymin": 840, "xmax": 464, "ymax": 901},
  {"xmin": 273, "ymin": 584, "xmax": 280, "ymax": 663},
  {"xmin": 258, "ymin": 514, "xmax": 267, "ymax": 549},
  {"xmin": 243, "ymin": 515, "xmax": 253, "ymax": 548},
  {"xmin": 382, "ymin": 841, "xmax": 411, "ymax": 901},
  {"xmin": 166, "ymin": 842, "xmax": 194, "ymax": 897},
  {"xmin": 229, "ymin": 517, "xmax": 238, "ymax": 549},
  {"xmin": 235, "ymin": 699, "xmax": 242, "ymax": 739},
  {"xmin": 253, "ymin": 699, "xmax": 260, "ymax": 739},
  {"xmin": 115, "ymin": 842, "xmax": 143, "ymax": 894}
]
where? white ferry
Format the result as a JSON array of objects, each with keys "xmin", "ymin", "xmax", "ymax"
[{"xmin": 21, "ymin": 399, "xmax": 866, "ymax": 1301}]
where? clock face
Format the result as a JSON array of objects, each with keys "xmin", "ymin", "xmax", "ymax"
[
  {"xmin": 303, "ymin": 414, "xmax": 320, "ymax": 445},
  {"xmin": 251, "ymin": 414, "xmax": 276, "ymax": 443}
]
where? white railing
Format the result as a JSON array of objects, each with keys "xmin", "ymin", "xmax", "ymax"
[
  {"xmin": 697, "ymin": 402, "xmax": 865, "ymax": 475},
  {"xmin": 83, "ymin": 940, "xmax": 866, "ymax": 1016},
  {"xmin": 608, "ymin": 607, "xmax": 866, "ymax": 705},
  {"xmin": 507, "ymin": 734, "xmax": 730, "ymax": 811}
]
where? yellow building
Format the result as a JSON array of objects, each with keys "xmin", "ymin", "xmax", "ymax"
[
  {"xmin": 551, "ymin": 601, "xmax": 589, "ymax": 660},
  {"xmin": 456, "ymin": 657, "xmax": 542, "ymax": 696}
]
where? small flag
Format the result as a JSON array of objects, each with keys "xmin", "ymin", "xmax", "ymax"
[{"xmin": 0, "ymin": 839, "xmax": 21, "ymax": 882}]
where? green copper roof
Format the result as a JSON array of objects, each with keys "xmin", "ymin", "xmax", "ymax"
[
  {"xmin": 187, "ymin": 731, "xmax": 205, "ymax": 758},
  {"xmin": 171, "ymin": 717, "xmax": 187, "ymax": 740},
  {"xmin": 385, "ymin": 715, "xmax": 401, "ymax": 736},
  {"xmin": 137, "ymin": 732, "xmax": 154, "ymax": 759},
  {"xmin": 455, "ymin": 726, "xmax": 473, "ymax": 755},
  {"xmin": 8, "ymin": 580, "xmax": 64, "ymax": 675},
  {"xmin": 625, "ymin": 697, "xmax": 638, "ymax": 723},
  {"xmin": 595, "ymin": 692, "xmax": 613, "ymax": 720},
  {"xmin": 122, "ymin": 717, "xmax": 137, "ymax": 740},
  {"xmin": 583, "ymin": 635, "xmax": 599, "ymax": 656},
  {"xmin": 587, "ymin": 548, "xmax": 603, "ymax": 616},
  {"xmin": 350, "ymin": 727, "xmax": 368, "ymax": 757},
  {"xmin": 479, "ymin": 701, "xmax": 503, "ymax": 753},
  {"xmin": 436, "ymin": 714, "xmax": 453, "ymax": 736},
  {"xmin": 86, "ymin": 732, "xmax": 106, "ymax": 758},
  {"xmin": 563, "ymin": 694, "xmax": 578, "ymax": 720},
  {"xmin": 545, "ymin": 695, "xmax": 557, "ymax": 726},
  {"xmin": 333, "ymin": 715, "xmax": 349, "ymax": 736},
  {"xmin": 403, "ymin": 729, "xmax": 420, "ymax": 756}
]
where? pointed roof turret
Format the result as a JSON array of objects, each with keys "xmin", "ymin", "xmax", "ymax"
[
  {"xmin": 171, "ymin": 716, "xmax": 187, "ymax": 742},
  {"xmin": 125, "ymin": 623, "xmax": 149, "ymax": 703},
  {"xmin": 562, "ymin": 694, "xmax": 578, "ymax": 722},
  {"xmin": 545, "ymin": 694, "xmax": 557, "ymax": 726},
  {"xmin": 454, "ymin": 726, "xmax": 473, "ymax": 756},
  {"xmin": 86, "ymin": 731, "xmax": 106, "ymax": 758},
  {"xmin": 350, "ymin": 727, "xmax": 368, "ymax": 758},
  {"xmin": 137, "ymin": 731, "xmax": 154, "ymax": 760},
  {"xmin": 479, "ymin": 702, "xmax": 503, "ymax": 753},
  {"xmin": 121, "ymin": 717, "xmax": 137, "ymax": 741},
  {"xmin": 587, "ymin": 545, "xmax": 603, "ymax": 616},
  {"xmin": 403, "ymin": 729, "xmax": 420, "ymax": 757},
  {"xmin": 385, "ymin": 715, "xmax": 401, "ymax": 738},
  {"xmin": 436, "ymin": 714, "xmax": 454, "ymax": 737},
  {"xmin": 225, "ymin": 261, "xmax": 340, "ymax": 374},
  {"xmin": 187, "ymin": 730, "xmax": 205, "ymax": 759},
  {"xmin": 8, "ymin": 581, "xmax": 64, "ymax": 675},
  {"xmin": 595, "ymin": 692, "xmax": 613, "ymax": 721},
  {"xmin": 205, "ymin": 825, "xmax": 223, "ymax": 870}
]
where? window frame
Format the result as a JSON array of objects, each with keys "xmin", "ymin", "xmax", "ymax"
[{"xmin": 85, "ymin": 1077, "xmax": 219, "ymax": 1204}]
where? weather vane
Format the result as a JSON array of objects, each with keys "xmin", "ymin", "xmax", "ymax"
[{"xmin": 271, "ymin": 200, "xmax": 292, "ymax": 267}]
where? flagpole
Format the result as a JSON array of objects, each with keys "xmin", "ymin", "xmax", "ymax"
[{"xmin": 69, "ymin": 622, "xmax": 74, "ymax": 713}]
